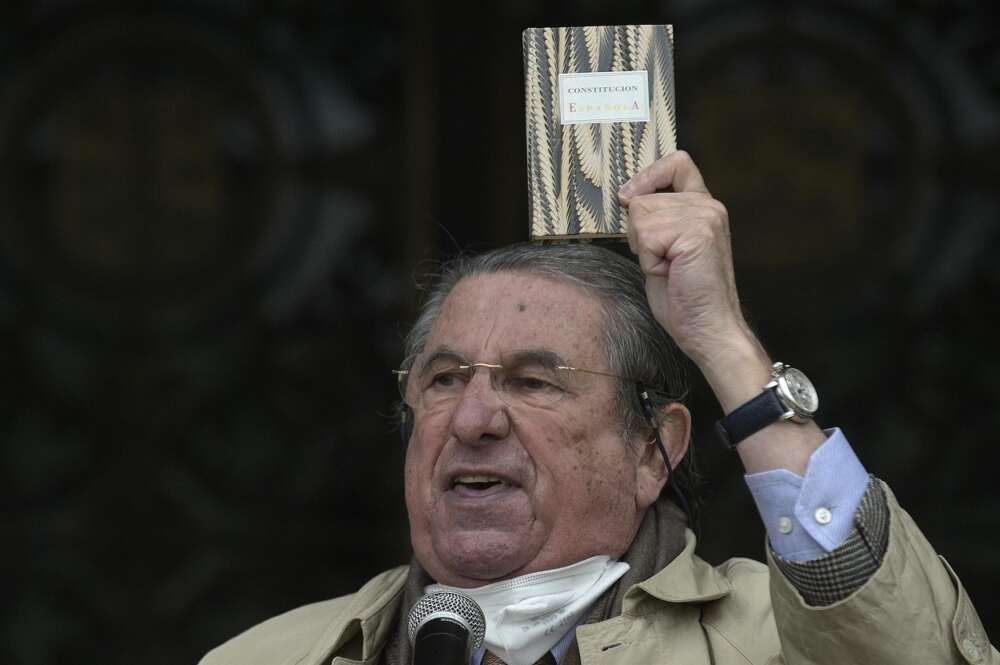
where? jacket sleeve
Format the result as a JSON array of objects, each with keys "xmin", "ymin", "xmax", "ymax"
[{"xmin": 767, "ymin": 480, "xmax": 996, "ymax": 665}]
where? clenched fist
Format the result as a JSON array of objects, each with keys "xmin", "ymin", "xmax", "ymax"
[{"xmin": 618, "ymin": 150, "xmax": 755, "ymax": 371}]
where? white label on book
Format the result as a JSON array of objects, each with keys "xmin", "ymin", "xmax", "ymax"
[{"xmin": 558, "ymin": 70, "xmax": 650, "ymax": 125}]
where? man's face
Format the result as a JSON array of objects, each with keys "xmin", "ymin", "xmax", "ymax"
[{"xmin": 404, "ymin": 272, "xmax": 662, "ymax": 587}]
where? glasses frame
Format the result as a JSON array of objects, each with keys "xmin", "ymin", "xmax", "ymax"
[{"xmin": 393, "ymin": 359, "xmax": 631, "ymax": 410}]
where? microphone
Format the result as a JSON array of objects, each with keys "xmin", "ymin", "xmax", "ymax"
[{"xmin": 407, "ymin": 591, "xmax": 487, "ymax": 665}]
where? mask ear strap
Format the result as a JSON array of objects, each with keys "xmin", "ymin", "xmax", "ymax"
[{"xmin": 636, "ymin": 384, "xmax": 693, "ymax": 525}]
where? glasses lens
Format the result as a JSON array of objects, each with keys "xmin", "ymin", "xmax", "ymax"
[
  {"xmin": 497, "ymin": 357, "xmax": 570, "ymax": 407},
  {"xmin": 420, "ymin": 359, "xmax": 473, "ymax": 408}
]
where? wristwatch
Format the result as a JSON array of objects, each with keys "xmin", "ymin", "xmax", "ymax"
[{"xmin": 716, "ymin": 362, "xmax": 819, "ymax": 450}]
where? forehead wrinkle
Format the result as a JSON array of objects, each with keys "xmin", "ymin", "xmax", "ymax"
[{"xmin": 479, "ymin": 308, "xmax": 501, "ymax": 358}]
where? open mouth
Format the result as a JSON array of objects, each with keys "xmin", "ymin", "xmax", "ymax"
[{"xmin": 452, "ymin": 475, "xmax": 507, "ymax": 492}]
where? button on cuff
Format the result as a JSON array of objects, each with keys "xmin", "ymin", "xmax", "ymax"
[{"xmin": 793, "ymin": 428, "xmax": 870, "ymax": 551}]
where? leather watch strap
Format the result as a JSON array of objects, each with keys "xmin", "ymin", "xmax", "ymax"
[{"xmin": 716, "ymin": 387, "xmax": 786, "ymax": 449}]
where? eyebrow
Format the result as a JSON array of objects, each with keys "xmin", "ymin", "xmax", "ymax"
[
  {"xmin": 418, "ymin": 347, "xmax": 466, "ymax": 378},
  {"xmin": 418, "ymin": 347, "xmax": 570, "ymax": 375},
  {"xmin": 504, "ymin": 349, "xmax": 568, "ymax": 369}
]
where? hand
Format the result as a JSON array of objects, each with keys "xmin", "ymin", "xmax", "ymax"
[
  {"xmin": 618, "ymin": 150, "xmax": 756, "ymax": 371},
  {"xmin": 621, "ymin": 151, "xmax": 825, "ymax": 473}
]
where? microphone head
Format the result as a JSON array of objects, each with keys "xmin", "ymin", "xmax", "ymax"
[{"xmin": 407, "ymin": 591, "xmax": 486, "ymax": 650}]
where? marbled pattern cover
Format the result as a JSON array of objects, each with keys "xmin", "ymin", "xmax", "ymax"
[{"xmin": 523, "ymin": 25, "xmax": 677, "ymax": 240}]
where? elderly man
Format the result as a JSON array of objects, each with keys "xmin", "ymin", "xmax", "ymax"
[{"xmin": 201, "ymin": 153, "xmax": 994, "ymax": 665}]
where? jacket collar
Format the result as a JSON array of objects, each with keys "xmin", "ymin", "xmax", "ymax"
[
  {"xmin": 307, "ymin": 531, "xmax": 730, "ymax": 664},
  {"xmin": 306, "ymin": 566, "xmax": 409, "ymax": 664},
  {"xmin": 624, "ymin": 529, "xmax": 732, "ymax": 610}
]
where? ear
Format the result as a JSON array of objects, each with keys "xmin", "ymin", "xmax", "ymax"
[{"xmin": 634, "ymin": 401, "xmax": 692, "ymax": 510}]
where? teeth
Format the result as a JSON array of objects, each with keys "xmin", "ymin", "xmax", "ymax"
[{"xmin": 455, "ymin": 475, "xmax": 503, "ymax": 484}]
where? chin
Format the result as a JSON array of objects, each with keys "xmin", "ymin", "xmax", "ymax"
[{"xmin": 429, "ymin": 530, "xmax": 533, "ymax": 586}]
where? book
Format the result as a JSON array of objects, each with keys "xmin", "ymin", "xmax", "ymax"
[{"xmin": 522, "ymin": 25, "xmax": 677, "ymax": 240}]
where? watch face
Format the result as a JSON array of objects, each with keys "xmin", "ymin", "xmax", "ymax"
[{"xmin": 779, "ymin": 368, "xmax": 819, "ymax": 415}]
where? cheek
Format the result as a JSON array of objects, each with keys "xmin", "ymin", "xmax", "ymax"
[
  {"xmin": 543, "ymin": 418, "xmax": 636, "ymax": 509},
  {"xmin": 578, "ymin": 446, "xmax": 636, "ymax": 511},
  {"xmin": 404, "ymin": 429, "xmax": 441, "ymax": 560},
  {"xmin": 532, "ymin": 419, "xmax": 641, "ymax": 560},
  {"xmin": 405, "ymin": 410, "xmax": 448, "ymax": 471},
  {"xmin": 402, "ymin": 448, "xmax": 422, "ymax": 525},
  {"xmin": 403, "ymin": 420, "xmax": 440, "ymax": 514}
]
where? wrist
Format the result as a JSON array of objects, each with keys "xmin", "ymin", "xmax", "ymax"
[
  {"xmin": 691, "ymin": 331, "xmax": 827, "ymax": 476},
  {"xmin": 695, "ymin": 333, "xmax": 774, "ymax": 414}
]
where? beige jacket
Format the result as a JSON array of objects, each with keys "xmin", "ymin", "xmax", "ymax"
[{"xmin": 201, "ymin": 485, "xmax": 995, "ymax": 665}]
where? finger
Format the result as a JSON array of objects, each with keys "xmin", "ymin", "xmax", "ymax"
[
  {"xmin": 629, "ymin": 206, "xmax": 729, "ymax": 276},
  {"xmin": 628, "ymin": 211, "xmax": 683, "ymax": 277},
  {"xmin": 626, "ymin": 202, "xmax": 638, "ymax": 253},
  {"xmin": 626, "ymin": 192, "xmax": 719, "ymax": 214},
  {"xmin": 618, "ymin": 150, "xmax": 709, "ymax": 202},
  {"xmin": 634, "ymin": 228, "xmax": 673, "ymax": 277},
  {"xmin": 626, "ymin": 195, "xmax": 727, "ymax": 249}
]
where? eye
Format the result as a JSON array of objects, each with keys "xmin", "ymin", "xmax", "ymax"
[
  {"xmin": 510, "ymin": 376, "xmax": 552, "ymax": 391},
  {"xmin": 505, "ymin": 368, "xmax": 564, "ymax": 395},
  {"xmin": 428, "ymin": 369, "xmax": 468, "ymax": 390}
]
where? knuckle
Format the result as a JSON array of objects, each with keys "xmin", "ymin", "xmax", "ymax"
[
  {"xmin": 633, "ymin": 168, "xmax": 652, "ymax": 185},
  {"xmin": 703, "ymin": 203, "xmax": 729, "ymax": 233},
  {"xmin": 634, "ymin": 220, "xmax": 657, "ymax": 245},
  {"xmin": 672, "ymin": 149, "xmax": 692, "ymax": 164},
  {"xmin": 692, "ymin": 223, "xmax": 715, "ymax": 243},
  {"xmin": 706, "ymin": 210, "xmax": 726, "ymax": 231},
  {"xmin": 708, "ymin": 198, "xmax": 728, "ymax": 218}
]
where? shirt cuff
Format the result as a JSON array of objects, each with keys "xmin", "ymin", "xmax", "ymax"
[
  {"xmin": 768, "ymin": 478, "xmax": 888, "ymax": 606},
  {"xmin": 744, "ymin": 428, "xmax": 870, "ymax": 561}
]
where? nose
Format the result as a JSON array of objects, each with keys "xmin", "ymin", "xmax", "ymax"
[{"xmin": 449, "ymin": 367, "xmax": 511, "ymax": 445}]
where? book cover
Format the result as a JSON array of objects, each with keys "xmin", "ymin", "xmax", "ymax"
[{"xmin": 522, "ymin": 25, "xmax": 677, "ymax": 240}]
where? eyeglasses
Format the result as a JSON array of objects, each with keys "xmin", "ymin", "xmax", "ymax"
[{"xmin": 394, "ymin": 351, "xmax": 626, "ymax": 410}]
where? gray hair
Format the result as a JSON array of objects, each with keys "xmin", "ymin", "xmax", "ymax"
[{"xmin": 402, "ymin": 242, "xmax": 698, "ymax": 520}]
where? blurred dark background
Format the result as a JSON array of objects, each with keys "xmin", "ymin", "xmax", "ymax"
[{"xmin": 1, "ymin": 1, "xmax": 997, "ymax": 663}]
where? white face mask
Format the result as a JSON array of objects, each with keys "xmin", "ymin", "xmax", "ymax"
[{"xmin": 426, "ymin": 556, "xmax": 630, "ymax": 665}]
